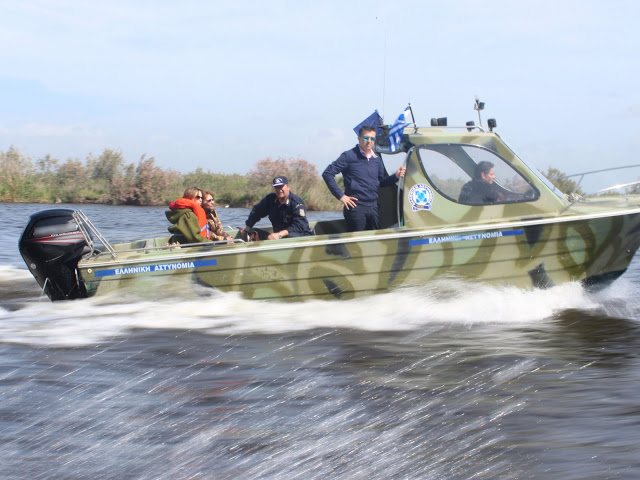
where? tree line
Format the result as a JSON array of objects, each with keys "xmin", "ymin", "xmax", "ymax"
[
  {"xmin": 0, "ymin": 147, "xmax": 342, "ymax": 210},
  {"xmin": 0, "ymin": 146, "xmax": 586, "ymax": 210}
]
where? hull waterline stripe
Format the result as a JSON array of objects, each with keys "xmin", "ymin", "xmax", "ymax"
[
  {"xmin": 95, "ymin": 258, "xmax": 218, "ymax": 277},
  {"xmin": 409, "ymin": 228, "xmax": 524, "ymax": 246}
]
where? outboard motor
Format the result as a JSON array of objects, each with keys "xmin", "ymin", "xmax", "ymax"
[{"xmin": 19, "ymin": 209, "xmax": 90, "ymax": 300}]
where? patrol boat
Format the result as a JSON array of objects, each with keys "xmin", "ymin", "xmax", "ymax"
[{"xmin": 19, "ymin": 107, "xmax": 640, "ymax": 301}]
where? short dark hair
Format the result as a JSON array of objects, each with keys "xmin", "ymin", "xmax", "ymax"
[
  {"xmin": 358, "ymin": 126, "xmax": 376, "ymax": 137},
  {"xmin": 474, "ymin": 161, "xmax": 494, "ymax": 180}
]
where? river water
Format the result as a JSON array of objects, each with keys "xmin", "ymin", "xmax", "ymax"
[{"xmin": 1, "ymin": 203, "xmax": 640, "ymax": 479}]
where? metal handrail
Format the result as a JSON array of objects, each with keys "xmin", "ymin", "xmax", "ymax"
[
  {"xmin": 95, "ymin": 238, "xmax": 246, "ymax": 257},
  {"xmin": 397, "ymin": 147, "xmax": 413, "ymax": 226},
  {"xmin": 560, "ymin": 180, "xmax": 640, "ymax": 214},
  {"xmin": 71, "ymin": 209, "xmax": 247, "ymax": 259},
  {"xmin": 562, "ymin": 164, "xmax": 640, "ymax": 189},
  {"xmin": 400, "ymin": 125, "xmax": 487, "ymax": 133},
  {"xmin": 73, "ymin": 210, "xmax": 117, "ymax": 258},
  {"xmin": 106, "ymin": 231, "xmax": 171, "ymax": 241}
]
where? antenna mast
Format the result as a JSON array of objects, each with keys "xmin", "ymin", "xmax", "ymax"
[
  {"xmin": 474, "ymin": 96, "xmax": 485, "ymax": 127},
  {"xmin": 381, "ymin": 23, "xmax": 387, "ymax": 120}
]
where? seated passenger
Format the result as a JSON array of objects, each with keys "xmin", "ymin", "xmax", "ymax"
[
  {"xmin": 459, "ymin": 161, "xmax": 501, "ymax": 205},
  {"xmin": 202, "ymin": 190, "xmax": 234, "ymax": 243},
  {"xmin": 165, "ymin": 187, "xmax": 210, "ymax": 244},
  {"xmin": 240, "ymin": 176, "xmax": 312, "ymax": 240}
]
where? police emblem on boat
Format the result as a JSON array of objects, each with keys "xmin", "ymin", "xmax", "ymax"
[{"xmin": 408, "ymin": 184, "xmax": 434, "ymax": 211}]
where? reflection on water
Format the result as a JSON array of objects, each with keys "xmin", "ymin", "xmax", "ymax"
[{"xmin": 2, "ymin": 203, "xmax": 640, "ymax": 478}]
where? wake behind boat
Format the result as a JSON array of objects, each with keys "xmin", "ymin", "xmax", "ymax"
[{"xmin": 19, "ymin": 103, "xmax": 640, "ymax": 301}]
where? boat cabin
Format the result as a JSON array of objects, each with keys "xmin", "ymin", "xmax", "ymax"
[{"xmin": 313, "ymin": 125, "xmax": 569, "ymax": 237}]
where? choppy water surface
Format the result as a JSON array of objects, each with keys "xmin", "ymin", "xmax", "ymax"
[{"xmin": 2, "ymin": 203, "xmax": 640, "ymax": 479}]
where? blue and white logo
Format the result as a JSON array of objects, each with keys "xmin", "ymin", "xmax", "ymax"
[{"xmin": 408, "ymin": 184, "xmax": 434, "ymax": 211}]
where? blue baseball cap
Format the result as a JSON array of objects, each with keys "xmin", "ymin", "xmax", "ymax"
[{"xmin": 272, "ymin": 176, "xmax": 288, "ymax": 187}]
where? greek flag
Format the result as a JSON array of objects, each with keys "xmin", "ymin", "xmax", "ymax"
[
  {"xmin": 389, "ymin": 107, "xmax": 411, "ymax": 152},
  {"xmin": 353, "ymin": 110, "xmax": 383, "ymax": 136}
]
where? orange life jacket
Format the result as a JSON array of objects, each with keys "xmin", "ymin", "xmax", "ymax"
[{"xmin": 168, "ymin": 198, "xmax": 209, "ymax": 238}]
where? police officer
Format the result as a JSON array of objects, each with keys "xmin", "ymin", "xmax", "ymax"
[{"xmin": 241, "ymin": 176, "xmax": 312, "ymax": 240}]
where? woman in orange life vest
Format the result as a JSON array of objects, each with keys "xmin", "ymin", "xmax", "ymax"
[{"xmin": 165, "ymin": 186, "xmax": 211, "ymax": 244}]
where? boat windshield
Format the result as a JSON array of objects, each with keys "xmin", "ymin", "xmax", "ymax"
[
  {"xmin": 416, "ymin": 144, "xmax": 540, "ymax": 205},
  {"xmin": 519, "ymin": 157, "xmax": 566, "ymax": 199}
]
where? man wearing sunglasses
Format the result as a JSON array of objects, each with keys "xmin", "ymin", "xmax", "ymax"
[{"xmin": 322, "ymin": 126, "xmax": 406, "ymax": 232}]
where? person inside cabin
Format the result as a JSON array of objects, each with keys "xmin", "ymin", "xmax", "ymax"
[
  {"xmin": 202, "ymin": 190, "xmax": 234, "ymax": 243},
  {"xmin": 240, "ymin": 176, "xmax": 312, "ymax": 241},
  {"xmin": 458, "ymin": 161, "xmax": 501, "ymax": 205},
  {"xmin": 165, "ymin": 186, "xmax": 211, "ymax": 244},
  {"xmin": 322, "ymin": 125, "xmax": 406, "ymax": 232}
]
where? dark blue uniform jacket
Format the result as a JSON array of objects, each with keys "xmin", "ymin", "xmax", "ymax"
[
  {"xmin": 322, "ymin": 146, "xmax": 399, "ymax": 207},
  {"xmin": 245, "ymin": 191, "xmax": 312, "ymax": 237}
]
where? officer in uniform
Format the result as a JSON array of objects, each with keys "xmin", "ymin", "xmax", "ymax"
[{"xmin": 241, "ymin": 176, "xmax": 312, "ymax": 240}]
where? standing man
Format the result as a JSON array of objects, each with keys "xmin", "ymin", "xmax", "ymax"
[
  {"xmin": 241, "ymin": 176, "xmax": 312, "ymax": 240},
  {"xmin": 322, "ymin": 126, "xmax": 406, "ymax": 232}
]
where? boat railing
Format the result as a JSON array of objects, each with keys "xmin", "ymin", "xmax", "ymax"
[
  {"xmin": 72, "ymin": 210, "xmax": 247, "ymax": 259},
  {"xmin": 547, "ymin": 164, "xmax": 640, "ymax": 198},
  {"xmin": 92, "ymin": 238, "xmax": 244, "ymax": 257},
  {"xmin": 104, "ymin": 231, "xmax": 174, "ymax": 242},
  {"xmin": 419, "ymin": 124, "xmax": 487, "ymax": 132},
  {"xmin": 560, "ymin": 180, "xmax": 640, "ymax": 214},
  {"xmin": 562, "ymin": 164, "xmax": 640, "ymax": 190},
  {"xmin": 73, "ymin": 210, "xmax": 117, "ymax": 259}
]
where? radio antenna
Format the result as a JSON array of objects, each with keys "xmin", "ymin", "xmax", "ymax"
[
  {"xmin": 381, "ymin": 20, "xmax": 387, "ymax": 120},
  {"xmin": 474, "ymin": 96, "xmax": 485, "ymax": 127}
]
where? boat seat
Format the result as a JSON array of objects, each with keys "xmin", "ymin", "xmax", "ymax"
[{"xmin": 313, "ymin": 219, "xmax": 348, "ymax": 235}]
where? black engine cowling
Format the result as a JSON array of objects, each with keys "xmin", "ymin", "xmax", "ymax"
[{"xmin": 19, "ymin": 209, "xmax": 90, "ymax": 300}]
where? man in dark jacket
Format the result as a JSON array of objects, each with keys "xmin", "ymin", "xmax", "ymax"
[
  {"xmin": 241, "ymin": 176, "xmax": 312, "ymax": 240},
  {"xmin": 322, "ymin": 126, "xmax": 406, "ymax": 232}
]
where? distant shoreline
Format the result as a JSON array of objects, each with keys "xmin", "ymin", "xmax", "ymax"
[
  {"xmin": 0, "ymin": 199, "xmax": 339, "ymax": 211},
  {"xmin": 0, "ymin": 147, "xmax": 341, "ymax": 211}
]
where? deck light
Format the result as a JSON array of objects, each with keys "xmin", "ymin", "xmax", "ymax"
[
  {"xmin": 466, "ymin": 121, "xmax": 475, "ymax": 132},
  {"xmin": 430, "ymin": 117, "xmax": 447, "ymax": 126},
  {"xmin": 488, "ymin": 118, "xmax": 497, "ymax": 131}
]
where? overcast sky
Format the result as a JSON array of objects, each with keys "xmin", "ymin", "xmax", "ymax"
[{"xmin": 1, "ymin": 0, "xmax": 639, "ymax": 179}]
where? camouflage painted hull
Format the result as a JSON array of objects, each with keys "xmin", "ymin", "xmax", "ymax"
[
  {"xmin": 21, "ymin": 125, "xmax": 640, "ymax": 301},
  {"xmin": 78, "ymin": 206, "xmax": 640, "ymax": 301}
]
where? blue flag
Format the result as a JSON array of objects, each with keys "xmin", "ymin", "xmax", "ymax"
[
  {"xmin": 353, "ymin": 110, "xmax": 383, "ymax": 136},
  {"xmin": 389, "ymin": 107, "xmax": 411, "ymax": 152}
]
